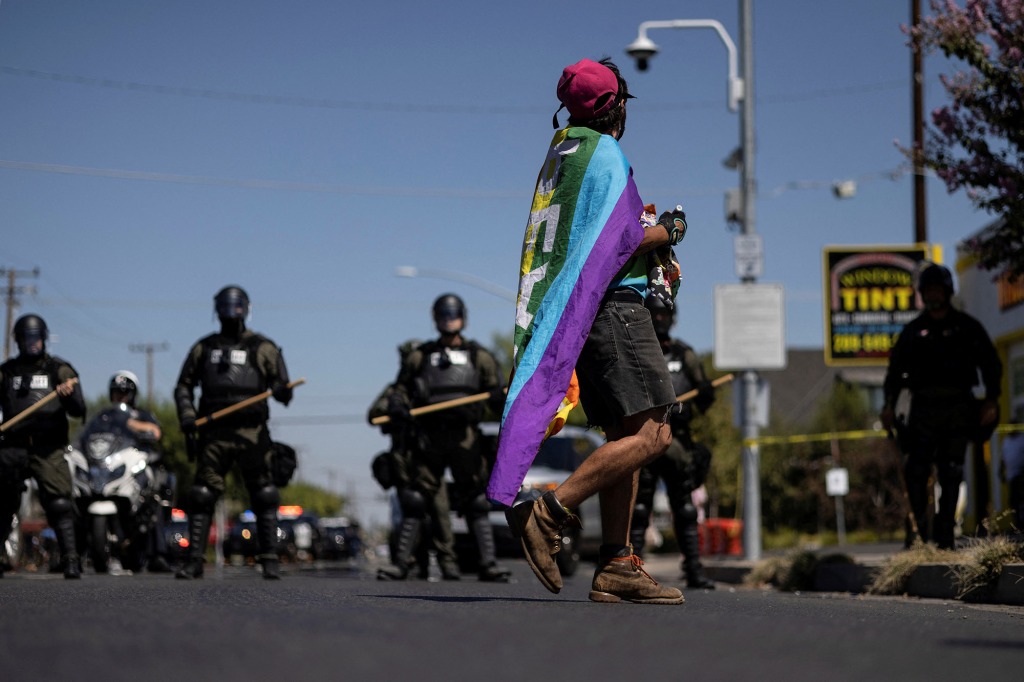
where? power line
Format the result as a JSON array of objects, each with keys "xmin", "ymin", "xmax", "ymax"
[
  {"xmin": 0, "ymin": 157, "xmax": 912, "ymax": 201},
  {"xmin": 0, "ymin": 159, "xmax": 525, "ymax": 198},
  {"xmin": 0, "ymin": 64, "xmax": 906, "ymax": 113}
]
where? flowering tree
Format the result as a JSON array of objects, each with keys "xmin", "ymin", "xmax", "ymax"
[{"xmin": 907, "ymin": 0, "xmax": 1023, "ymax": 278}]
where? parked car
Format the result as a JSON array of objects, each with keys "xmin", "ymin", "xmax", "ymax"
[
  {"xmin": 165, "ymin": 507, "xmax": 190, "ymax": 564},
  {"xmin": 222, "ymin": 510, "xmax": 260, "ymax": 564},
  {"xmin": 276, "ymin": 506, "xmax": 323, "ymax": 562},
  {"xmin": 319, "ymin": 516, "xmax": 363, "ymax": 560},
  {"xmin": 451, "ymin": 423, "xmax": 604, "ymax": 576}
]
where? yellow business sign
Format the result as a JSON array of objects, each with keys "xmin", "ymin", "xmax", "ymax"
[{"xmin": 823, "ymin": 245, "xmax": 933, "ymax": 366}]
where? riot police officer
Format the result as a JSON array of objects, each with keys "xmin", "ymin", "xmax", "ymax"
[
  {"xmin": 0, "ymin": 314, "xmax": 86, "ymax": 578},
  {"xmin": 370, "ymin": 340, "xmax": 461, "ymax": 581},
  {"xmin": 881, "ymin": 264, "xmax": 1001, "ymax": 549},
  {"xmin": 174, "ymin": 286, "xmax": 294, "ymax": 580},
  {"xmin": 630, "ymin": 297, "xmax": 716, "ymax": 589},
  {"xmin": 383, "ymin": 294, "xmax": 510, "ymax": 582}
]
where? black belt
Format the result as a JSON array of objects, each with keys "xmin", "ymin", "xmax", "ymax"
[{"xmin": 603, "ymin": 289, "xmax": 643, "ymax": 304}]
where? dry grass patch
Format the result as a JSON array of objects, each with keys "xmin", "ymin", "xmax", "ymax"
[
  {"xmin": 744, "ymin": 550, "xmax": 854, "ymax": 592},
  {"xmin": 950, "ymin": 536, "xmax": 1024, "ymax": 600},
  {"xmin": 868, "ymin": 542, "xmax": 958, "ymax": 596}
]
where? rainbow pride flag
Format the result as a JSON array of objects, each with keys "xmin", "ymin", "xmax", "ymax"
[{"xmin": 486, "ymin": 126, "xmax": 646, "ymax": 505}]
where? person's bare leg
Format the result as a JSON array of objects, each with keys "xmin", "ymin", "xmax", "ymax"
[
  {"xmin": 554, "ymin": 407, "xmax": 671, "ymax": 526},
  {"xmin": 598, "ymin": 469, "xmax": 639, "ymax": 545}
]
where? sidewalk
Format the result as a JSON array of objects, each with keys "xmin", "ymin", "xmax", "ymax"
[{"xmin": 642, "ymin": 541, "xmax": 1024, "ymax": 606}]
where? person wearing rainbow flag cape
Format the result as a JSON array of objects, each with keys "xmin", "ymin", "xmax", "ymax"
[{"xmin": 489, "ymin": 58, "xmax": 688, "ymax": 604}]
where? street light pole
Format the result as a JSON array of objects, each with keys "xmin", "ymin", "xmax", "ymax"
[
  {"xmin": 627, "ymin": 0, "xmax": 761, "ymax": 559},
  {"xmin": 737, "ymin": 0, "xmax": 762, "ymax": 561}
]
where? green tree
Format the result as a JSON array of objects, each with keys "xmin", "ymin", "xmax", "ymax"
[
  {"xmin": 691, "ymin": 363, "xmax": 742, "ymax": 519},
  {"xmin": 280, "ymin": 481, "xmax": 345, "ymax": 517},
  {"xmin": 907, "ymin": 0, "xmax": 1024, "ymax": 277},
  {"xmin": 757, "ymin": 380, "xmax": 904, "ymax": 537}
]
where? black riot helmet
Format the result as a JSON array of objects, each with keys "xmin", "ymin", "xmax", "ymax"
[
  {"xmin": 645, "ymin": 296, "xmax": 674, "ymax": 339},
  {"xmin": 109, "ymin": 370, "xmax": 140, "ymax": 407},
  {"xmin": 917, "ymin": 264, "xmax": 955, "ymax": 313},
  {"xmin": 13, "ymin": 314, "xmax": 48, "ymax": 357},
  {"xmin": 917, "ymin": 263, "xmax": 954, "ymax": 296},
  {"xmin": 432, "ymin": 293, "xmax": 466, "ymax": 335},
  {"xmin": 214, "ymin": 285, "xmax": 251, "ymax": 321}
]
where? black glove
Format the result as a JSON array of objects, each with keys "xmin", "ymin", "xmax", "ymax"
[
  {"xmin": 487, "ymin": 388, "xmax": 507, "ymax": 414},
  {"xmin": 694, "ymin": 382, "xmax": 716, "ymax": 413},
  {"xmin": 386, "ymin": 392, "xmax": 412, "ymax": 424},
  {"xmin": 657, "ymin": 207, "xmax": 688, "ymax": 245},
  {"xmin": 179, "ymin": 416, "xmax": 197, "ymax": 435},
  {"xmin": 272, "ymin": 382, "xmax": 293, "ymax": 406}
]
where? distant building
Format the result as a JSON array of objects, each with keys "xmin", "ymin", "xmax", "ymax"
[
  {"xmin": 760, "ymin": 348, "xmax": 884, "ymax": 430},
  {"xmin": 955, "ymin": 220, "xmax": 1024, "ymax": 519}
]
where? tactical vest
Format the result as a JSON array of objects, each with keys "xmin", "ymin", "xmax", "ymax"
[
  {"xmin": 416, "ymin": 341, "xmax": 481, "ymax": 406},
  {"xmin": 664, "ymin": 341, "xmax": 697, "ymax": 429},
  {"xmin": 902, "ymin": 313, "xmax": 983, "ymax": 395},
  {"xmin": 198, "ymin": 334, "xmax": 268, "ymax": 420},
  {"xmin": 0, "ymin": 355, "xmax": 66, "ymax": 435}
]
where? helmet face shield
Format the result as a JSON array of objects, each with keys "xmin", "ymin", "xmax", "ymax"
[
  {"xmin": 432, "ymin": 294, "xmax": 466, "ymax": 334},
  {"xmin": 14, "ymin": 315, "xmax": 48, "ymax": 357},
  {"xmin": 214, "ymin": 287, "xmax": 250, "ymax": 321},
  {"xmin": 109, "ymin": 371, "xmax": 140, "ymax": 406},
  {"xmin": 649, "ymin": 309, "xmax": 673, "ymax": 338}
]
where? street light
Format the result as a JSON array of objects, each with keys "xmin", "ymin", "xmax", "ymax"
[
  {"xmin": 625, "ymin": 19, "xmax": 743, "ymax": 112},
  {"xmin": 394, "ymin": 266, "xmax": 517, "ymax": 302},
  {"xmin": 627, "ymin": 0, "xmax": 764, "ymax": 560}
]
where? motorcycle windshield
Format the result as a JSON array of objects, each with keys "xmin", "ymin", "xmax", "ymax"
[{"xmin": 80, "ymin": 407, "xmax": 138, "ymax": 460}]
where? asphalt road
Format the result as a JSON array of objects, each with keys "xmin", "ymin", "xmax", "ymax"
[{"xmin": 1, "ymin": 559, "xmax": 1022, "ymax": 681}]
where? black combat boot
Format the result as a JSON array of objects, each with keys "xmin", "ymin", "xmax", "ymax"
[
  {"xmin": 255, "ymin": 507, "xmax": 282, "ymax": 580},
  {"xmin": 677, "ymin": 520, "xmax": 714, "ymax": 589},
  {"xmin": 175, "ymin": 512, "xmax": 211, "ymax": 580},
  {"xmin": 470, "ymin": 514, "xmax": 511, "ymax": 583},
  {"xmin": 377, "ymin": 517, "xmax": 421, "ymax": 581},
  {"xmin": 48, "ymin": 499, "xmax": 81, "ymax": 580},
  {"xmin": 260, "ymin": 555, "xmax": 281, "ymax": 580}
]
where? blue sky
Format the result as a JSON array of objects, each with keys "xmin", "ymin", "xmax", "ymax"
[{"xmin": 0, "ymin": 1, "xmax": 989, "ymax": 527}]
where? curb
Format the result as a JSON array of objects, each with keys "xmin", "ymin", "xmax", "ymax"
[{"xmin": 693, "ymin": 556, "xmax": 1024, "ymax": 606}]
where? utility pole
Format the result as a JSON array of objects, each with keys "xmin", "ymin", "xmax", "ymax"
[
  {"xmin": 1, "ymin": 266, "xmax": 40, "ymax": 360},
  {"xmin": 912, "ymin": 0, "xmax": 928, "ymax": 244},
  {"xmin": 128, "ymin": 341, "xmax": 169, "ymax": 407}
]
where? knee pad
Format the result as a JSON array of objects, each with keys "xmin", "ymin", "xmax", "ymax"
[
  {"xmin": 398, "ymin": 488, "xmax": 427, "ymax": 519},
  {"xmin": 467, "ymin": 494, "xmax": 491, "ymax": 515},
  {"xmin": 187, "ymin": 486, "xmax": 217, "ymax": 515},
  {"xmin": 632, "ymin": 503, "xmax": 651, "ymax": 528},
  {"xmin": 676, "ymin": 501, "xmax": 699, "ymax": 526},
  {"xmin": 251, "ymin": 485, "xmax": 281, "ymax": 512}
]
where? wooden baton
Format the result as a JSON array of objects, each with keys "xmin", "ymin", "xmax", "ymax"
[
  {"xmin": 0, "ymin": 378, "xmax": 79, "ymax": 433},
  {"xmin": 195, "ymin": 377, "xmax": 306, "ymax": 428},
  {"xmin": 675, "ymin": 373, "xmax": 734, "ymax": 404},
  {"xmin": 370, "ymin": 389, "xmax": 502, "ymax": 426}
]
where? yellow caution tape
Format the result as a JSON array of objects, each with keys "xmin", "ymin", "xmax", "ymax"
[{"xmin": 744, "ymin": 423, "xmax": 1023, "ymax": 448}]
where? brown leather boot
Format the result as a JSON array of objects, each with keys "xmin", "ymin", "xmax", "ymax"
[
  {"xmin": 590, "ymin": 551, "xmax": 684, "ymax": 604},
  {"xmin": 505, "ymin": 491, "xmax": 581, "ymax": 594}
]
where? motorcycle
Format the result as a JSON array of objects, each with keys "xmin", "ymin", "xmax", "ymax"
[{"xmin": 66, "ymin": 405, "xmax": 173, "ymax": 573}]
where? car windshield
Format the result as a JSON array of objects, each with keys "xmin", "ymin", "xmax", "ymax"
[{"xmin": 533, "ymin": 437, "xmax": 586, "ymax": 472}]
